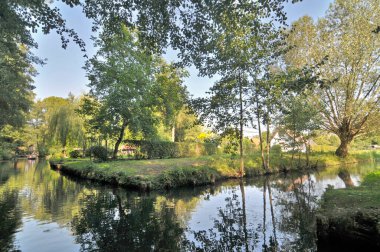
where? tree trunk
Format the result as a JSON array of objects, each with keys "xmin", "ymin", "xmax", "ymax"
[
  {"xmin": 266, "ymin": 117, "xmax": 271, "ymax": 172},
  {"xmin": 171, "ymin": 126, "xmax": 176, "ymax": 142},
  {"xmin": 238, "ymin": 76, "xmax": 244, "ymax": 177},
  {"xmin": 257, "ymin": 106, "xmax": 267, "ymax": 171},
  {"xmin": 305, "ymin": 141, "xmax": 310, "ymax": 167},
  {"xmin": 335, "ymin": 138, "xmax": 351, "ymax": 158},
  {"xmin": 113, "ymin": 121, "xmax": 127, "ymax": 159}
]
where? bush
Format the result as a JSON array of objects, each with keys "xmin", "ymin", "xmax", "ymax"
[
  {"xmin": 140, "ymin": 141, "xmax": 178, "ymax": 159},
  {"xmin": 125, "ymin": 140, "xmax": 217, "ymax": 160},
  {"xmin": 204, "ymin": 142, "xmax": 218, "ymax": 155},
  {"xmin": 271, "ymin": 144, "xmax": 282, "ymax": 154},
  {"xmin": 37, "ymin": 145, "xmax": 49, "ymax": 158},
  {"xmin": 0, "ymin": 148, "xmax": 13, "ymax": 160},
  {"xmin": 86, "ymin": 146, "xmax": 108, "ymax": 161},
  {"xmin": 69, "ymin": 150, "xmax": 81, "ymax": 158}
]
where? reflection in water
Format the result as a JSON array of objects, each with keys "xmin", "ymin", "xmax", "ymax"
[
  {"xmin": 0, "ymin": 188, "xmax": 22, "ymax": 251},
  {"xmin": 338, "ymin": 169, "xmax": 355, "ymax": 188},
  {"xmin": 0, "ymin": 159, "xmax": 378, "ymax": 251},
  {"xmin": 182, "ymin": 187, "xmax": 259, "ymax": 251},
  {"xmin": 72, "ymin": 189, "xmax": 184, "ymax": 251},
  {"xmin": 275, "ymin": 173, "xmax": 318, "ymax": 251}
]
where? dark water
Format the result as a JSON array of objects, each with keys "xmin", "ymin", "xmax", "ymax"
[{"xmin": 0, "ymin": 159, "xmax": 378, "ymax": 252}]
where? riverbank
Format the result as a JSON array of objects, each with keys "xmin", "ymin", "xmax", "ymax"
[
  {"xmin": 49, "ymin": 150, "xmax": 380, "ymax": 190},
  {"xmin": 316, "ymin": 171, "xmax": 380, "ymax": 250}
]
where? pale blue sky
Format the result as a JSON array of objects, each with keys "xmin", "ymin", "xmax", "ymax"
[{"xmin": 32, "ymin": 0, "xmax": 333, "ymax": 100}]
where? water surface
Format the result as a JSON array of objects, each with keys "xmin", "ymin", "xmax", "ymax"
[{"xmin": 0, "ymin": 159, "xmax": 378, "ymax": 251}]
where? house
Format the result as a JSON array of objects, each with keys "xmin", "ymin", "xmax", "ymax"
[{"xmin": 270, "ymin": 131, "xmax": 316, "ymax": 153}]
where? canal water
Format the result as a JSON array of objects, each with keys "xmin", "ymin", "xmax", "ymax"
[{"xmin": 0, "ymin": 159, "xmax": 378, "ymax": 251}]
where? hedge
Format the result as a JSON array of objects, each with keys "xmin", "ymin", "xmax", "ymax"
[{"xmin": 124, "ymin": 140, "xmax": 217, "ymax": 159}]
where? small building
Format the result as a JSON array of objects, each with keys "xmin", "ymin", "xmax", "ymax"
[
  {"xmin": 271, "ymin": 131, "xmax": 316, "ymax": 153},
  {"xmin": 120, "ymin": 145, "xmax": 137, "ymax": 155}
]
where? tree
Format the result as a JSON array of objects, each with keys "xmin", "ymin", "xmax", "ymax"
[
  {"xmin": 47, "ymin": 96, "xmax": 84, "ymax": 155},
  {"xmin": 85, "ymin": 25, "xmax": 156, "ymax": 159},
  {"xmin": 192, "ymin": 4, "xmax": 285, "ymax": 175},
  {"xmin": 281, "ymin": 95, "xmax": 321, "ymax": 166},
  {"xmin": 82, "ymin": 0, "xmax": 297, "ymax": 55},
  {"xmin": 152, "ymin": 59, "xmax": 189, "ymax": 142},
  {"xmin": 285, "ymin": 0, "xmax": 380, "ymax": 157},
  {"xmin": 0, "ymin": 0, "xmax": 85, "ymax": 129},
  {"xmin": 195, "ymin": 74, "xmax": 251, "ymax": 176},
  {"xmin": 0, "ymin": 44, "xmax": 35, "ymax": 130}
]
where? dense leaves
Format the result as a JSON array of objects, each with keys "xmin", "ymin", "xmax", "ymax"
[
  {"xmin": 0, "ymin": 0, "xmax": 85, "ymax": 130},
  {"xmin": 285, "ymin": 0, "xmax": 380, "ymax": 157}
]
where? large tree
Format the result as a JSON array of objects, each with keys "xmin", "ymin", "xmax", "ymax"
[
  {"xmin": 285, "ymin": 0, "xmax": 380, "ymax": 157},
  {"xmin": 0, "ymin": 0, "xmax": 85, "ymax": 129},
  {"xmin": 85, "ymin": 25, "xmax": 156, "ymax": 159}
]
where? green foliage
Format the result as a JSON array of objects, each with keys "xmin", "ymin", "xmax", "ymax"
[
  {"xmin": 87, "ymin": 146, "xmax": 108, "ymax": 161},
  {"xmin": 48, "ymin": 103, "xmax": 84, "ymax": 149},
  {"xmin": 153, "ymin": 59, "xmax": 189, "ymax": 131},
  {"xmin": 37, "ymin": 144, "xmax": 49, "ymax": 158},
  {"xmin": 140, "ymin": 141, "xmax": 178, "ymax": 159},
  {"xmin": 69, "ymin": 150, "xmax": 81, "ymax": 159},
  {"xmin": 125, "ymin": 140, "xmax": 218, "ymax": 159},
  {"xmin": 0, "ymin": 146, "xmax": 13, "ymax": 160},
  {"xmin": 0, "ymin": 0, "xmax": 86, "ymax": 130},
  {"xmin": 154, "ymin": 167, "xmax": 219, "ymax": 189},
  {"xmin": 271, "ymin": 144, "xmax": 282, "ymax": 154},
  {"xmin": 286, "ymin": 0, "xmax": 380, "ymax": 157},
  {"xmin": 82, "ymin": 1, "xmax": 293, "ymax": 55},
  {"xmin": 84, "ymin": 25, "xmax": 159, "ymax": 158}
]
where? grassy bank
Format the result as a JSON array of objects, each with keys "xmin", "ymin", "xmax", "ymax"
[
  {"xmin": 316, "ymin": 171, "xmax": 380, "ymax": 250},
  {"xmin": 49, "ymin": 150, "xmax": 380, "ymax": 190}
]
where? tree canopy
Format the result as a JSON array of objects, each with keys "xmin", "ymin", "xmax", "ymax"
[{"xmin": 285, "ymin": 0, "xmax": 380, "ymax": 157}]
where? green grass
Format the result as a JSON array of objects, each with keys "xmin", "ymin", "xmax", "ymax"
[
  {"xmin": 50, "ymin": 150, "xmax": 380, "ymax": 190},
  {"xmin": 320, "ymin": 171, "xmax": 380, "ymax": 211},
  {"xmin": 317, "ymin": 171, "xmax": 380, "ymax": 247},
  {"xmin": 50, "ymin": 156, "xmax": 231, "ymax": 190}
]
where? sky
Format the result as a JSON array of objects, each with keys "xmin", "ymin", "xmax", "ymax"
[{"xmin": 31, "ymin": 0, "xmax": 334, "ymax": 100}]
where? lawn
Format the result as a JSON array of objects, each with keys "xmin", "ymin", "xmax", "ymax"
[{"xmin": 50, "ymin": 150, "xmax": 380, "ymax": 190}]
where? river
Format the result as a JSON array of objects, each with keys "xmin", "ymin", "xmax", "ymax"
[{"xmin": 0, "ymin": 159, "xmax": 378, "ymax": 251}]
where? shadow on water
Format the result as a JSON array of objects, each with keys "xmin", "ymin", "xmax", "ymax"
[{"xmin": 0, "ymin": 159, "xmax": 378, "ymax": 251}]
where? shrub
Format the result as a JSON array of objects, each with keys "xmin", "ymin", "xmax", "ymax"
[
  {"xmin": 204, "ymin": 142, "xmax": 217, "ymax": 155},
  {"xmin": 0, "ymin": 148, "xmax": 13, "ymax": 160},
  {"xmin": 69, "ymin": 150, "xmax": 81, "ymax": 158},
  {"xmin": 37, "ymin": 145, "xmax": 49, "ymax": 158},
  {"xmin": 270, "ymin": 144, "xmax": 282, "ymax": 154},
  {"xmin": 124, "ymin": 140, "xmax": 217, "ymax": 160},
  {"xmin": 86, "ymin": 146, "xmax": 108, "ymax": 161}
]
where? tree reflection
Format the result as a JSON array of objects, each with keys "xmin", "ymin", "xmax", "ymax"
[
  {"xmin": 182, "ymin": 185, "xmax": 259, "ymax": 251},
  {"xmin": 0, "ymin": 189, "xmax": 22, "ymax": 252},
  {"xmin": 71, "ymin": 189, "xmax": 184, "ymax": 251},
  {"xmin": 275, "ymin": 173, "xmax": 318, "ymax": 251},
  {"xmin": 338, "ymin": 169, "xmax": 355, "ymax": 188},
  {"xmin": 262, "ymin": 178, "xmax": 278, "ymax": 252}
]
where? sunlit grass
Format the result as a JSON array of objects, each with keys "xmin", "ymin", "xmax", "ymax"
[{"xmin": 50, "ymin": 150, "xmax": 380, "ymax": 190}]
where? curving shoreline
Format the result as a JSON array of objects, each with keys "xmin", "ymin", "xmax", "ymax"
[
  {"xmin": 48, "ymin": 151, "xmax": 379, "ymax": 191},
  {"xmin": 49, "ymin": 156, "xmax": 315, "ymax": 191}
]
